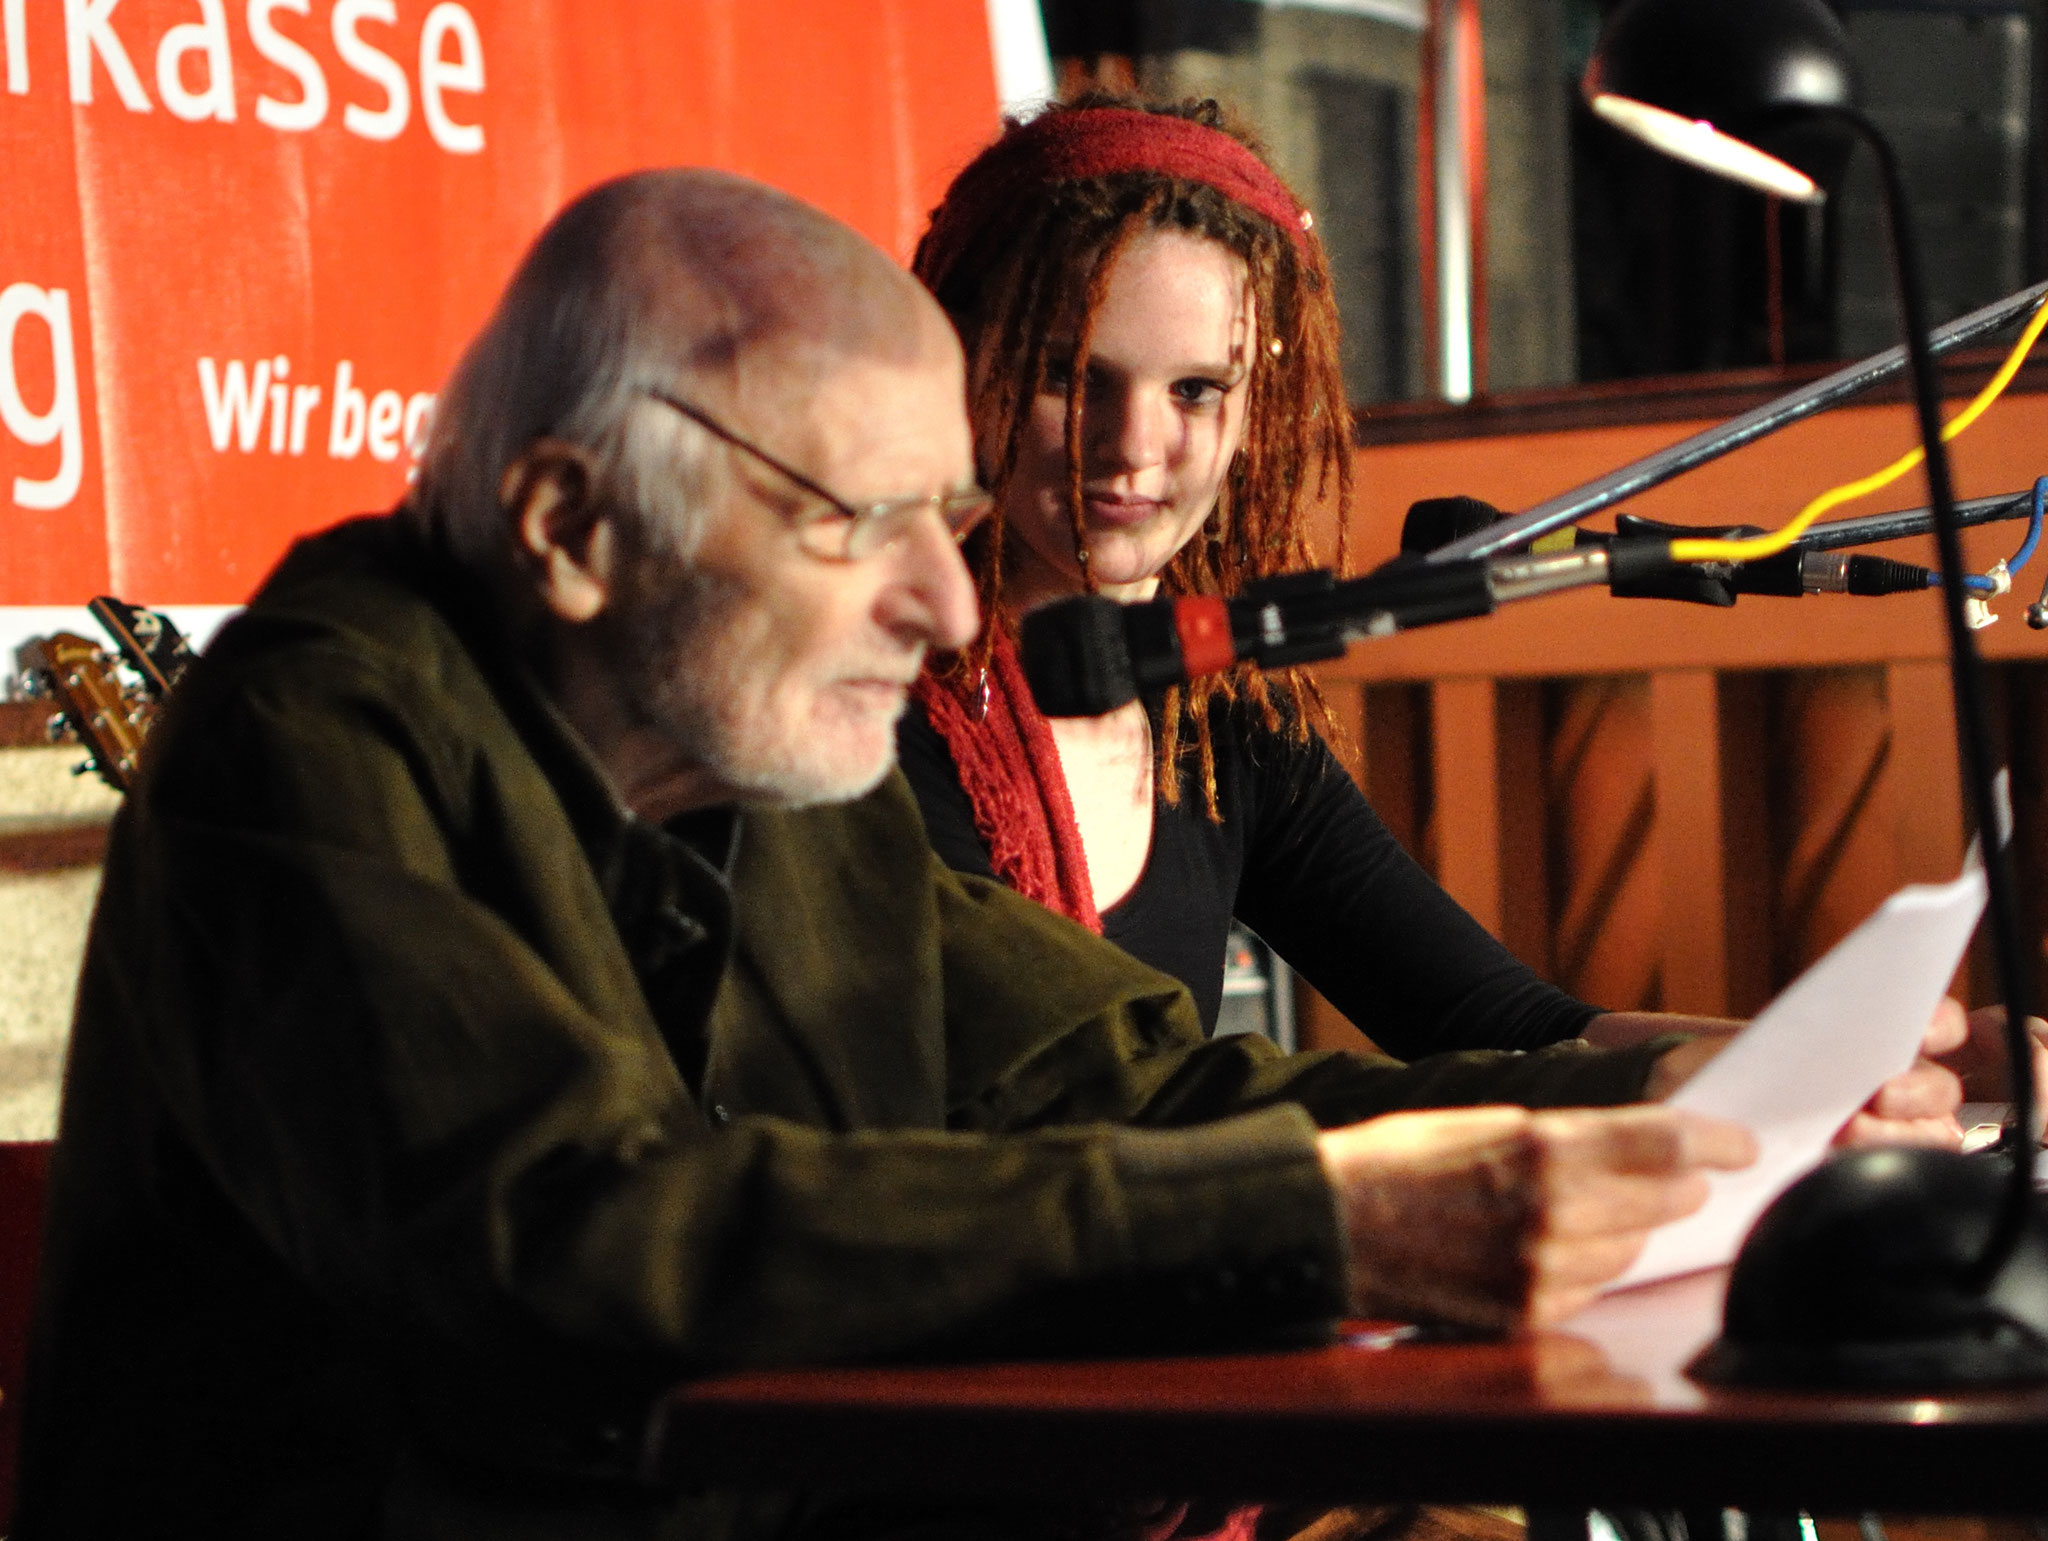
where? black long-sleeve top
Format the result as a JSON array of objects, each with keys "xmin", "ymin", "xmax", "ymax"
[{"xmin": 899, "ymin": 698, "xmax": 1599, "ymax": 1052}]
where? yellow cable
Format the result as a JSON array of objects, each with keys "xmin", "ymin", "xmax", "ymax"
[{"xmin": 1665, "ymin": 295, "xmax": 2048, "ymax": 564}]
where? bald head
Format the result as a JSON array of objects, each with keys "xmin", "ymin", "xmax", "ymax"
[
  {"xmin": 611, "ymin": 171, "xmax": 948, "ymax": 386},
  {"xmin": 410, "ymin": 168, "xmax": 962, "ymax": 582}
]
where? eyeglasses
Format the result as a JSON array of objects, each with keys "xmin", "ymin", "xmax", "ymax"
[{"xmin": 639, "ymin": 387, "xmax": 994, "ymax": 562}]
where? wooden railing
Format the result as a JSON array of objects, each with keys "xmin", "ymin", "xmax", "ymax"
[{"xmin": 1298, "ymin": 362, "xmax": 2048, "ymax": 1050}]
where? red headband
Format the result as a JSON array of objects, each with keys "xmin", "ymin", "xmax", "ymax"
[{"xmin": 916, "ymin": 106, "xmax": 1315, "ymax": 294}]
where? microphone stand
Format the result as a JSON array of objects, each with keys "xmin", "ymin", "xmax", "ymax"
[
  {"xmin": 1844, "ymin": 109, "xmax": 2037, "ymax": 1266},
  {"xmin": 1030, "ymin": 483, "xmax": 2048, "ymax": 720},
  {"xmin": 1425, "ymin": 279, "xmax": 2048, "ymax": 565},
  {"xmin": 1777, "ymin": 488, "xmax": 2034, "ymax": 551}
]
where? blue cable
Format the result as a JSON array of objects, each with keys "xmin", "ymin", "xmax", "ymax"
[
  {"xmin": 1932, "ymin": 473, "xmax": 2045, "ymax": 597},
  {"xmin": 2027, "ymin": 475, "xmax": 2048, "ymax": 627},
  {"xmin": 1930, "ymin": 570, "xmax": 1999, "ymax": 595},
  {"xmin": 2011, "ymin": 474, "xmax": 2046, "ymax": 574}
]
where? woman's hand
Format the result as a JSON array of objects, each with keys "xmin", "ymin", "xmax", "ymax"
[
  {"xmin": 1830, "ymin": 996, "xmax": 1967, "ymax": 1148},
  {"xmin": 1942, "ymin": 1003, "xmax": 2048, "ymax": 1141},
  {"xmin": 1606, "ymin": 1003, "xmax": 1966, "ymax": 1147}
]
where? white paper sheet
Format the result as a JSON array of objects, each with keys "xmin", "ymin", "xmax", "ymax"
[{"xmin": 1608, "ymin": 863, "xmax": 1986, "ymax": 1289}]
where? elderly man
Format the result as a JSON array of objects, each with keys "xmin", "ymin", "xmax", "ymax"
[{"xmin": 18, "ymin": 170, "xmax": 1951, "ymax": 1539}]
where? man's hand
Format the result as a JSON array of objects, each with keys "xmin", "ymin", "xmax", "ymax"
[{"xmin": 1315, "ymin": 1104, "xmax": 1755, "ymax": 1333}]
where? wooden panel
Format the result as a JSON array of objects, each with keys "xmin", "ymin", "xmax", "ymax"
[
  {"xmin": 1494, "ymin": 681, "xmax": 1549, "ymax": 974},
  {"xmin": 1293, "ymin": 979, "xmax": 1370, "ymax": 1056},
  {"xmin": 1430, "ymin": 678, "xmax": 1502, "ymax": 936},
  {"xmin": 1650, "ymin": 670, "xmax": 1730, "ymax": 1016},
  {"xmin": 1360, "ymin": 685, "xmax": 1427, "ymax": 862},
  {"xmin": 1885, "ymin": 661, "xmax": 1968, "ymax": 885},
  {"xmin": 1716, "ymin": 673, "xmax": 1776, "ymax": 1018},
  {"xmin": 1548, "ymin": 679, "xmax": 1658, "ymax": 1010},
  {"xmin": 1317, "ymin": 373, "xmax": 2048, "ymax": 1022},
  {"xmin": 1772, "ymin": 669, "xmax": 1897, "ymax": 985},
  {"xmin": 1884, "ymin": 659, "xmax": 1989, "ymax": 1003}
]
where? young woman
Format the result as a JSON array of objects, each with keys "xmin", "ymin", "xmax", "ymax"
[
  {"xmin": 894, "ymin": 95, "xmax": 1979, "ymax": 1149},
  {"xmin": 896, "ymin": 94, "xmax": 1604, "ymax": 1052}
]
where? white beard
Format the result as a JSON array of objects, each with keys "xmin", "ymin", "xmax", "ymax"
[{"xmin": 601, "ymin": 555, "xmax": 900, "ymax": 810}]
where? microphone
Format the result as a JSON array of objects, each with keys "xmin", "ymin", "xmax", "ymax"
[
  {"xmin": 1020, "ymin": 542, "xmax": 1676, "ymax": 717},
  {"xmin": 1025, "ymin": 481, "xmax": 2048, "ymax": 717}
]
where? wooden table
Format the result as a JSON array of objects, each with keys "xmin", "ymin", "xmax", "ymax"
[{"xmin": 648, "ymin": 1271, "xmax": 2048, "ymax": 1514}]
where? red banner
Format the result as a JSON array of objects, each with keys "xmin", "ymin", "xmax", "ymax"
[{"xmin": 1, "ymin": 0, "xmax": 999, "ymax": 607}]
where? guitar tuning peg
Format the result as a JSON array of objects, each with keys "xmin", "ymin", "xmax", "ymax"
[
  {"xmin": 71, "ymin": 759, "xmax": 95, "ymax": 777},
  {"xmin": 44, "ymin": 714, "xmax": 73, "ymax": 745}
]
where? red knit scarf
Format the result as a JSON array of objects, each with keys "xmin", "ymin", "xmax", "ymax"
[{"xmin": 912, "ymin": 629, "xmax": 1101, "ymax": 935}]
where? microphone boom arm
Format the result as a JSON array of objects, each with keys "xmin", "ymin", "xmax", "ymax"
[{"xmin": 1425, "ymin": 280, "xmax": 2048, "ymax": 565}]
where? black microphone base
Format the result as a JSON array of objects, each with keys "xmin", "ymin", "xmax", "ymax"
[{"xmin": 1690, "ymin": 1147, "xmax": 2048, "ymax": 1389}]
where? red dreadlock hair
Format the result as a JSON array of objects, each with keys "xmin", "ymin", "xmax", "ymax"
[{"xmin": 911, "ymin": 94, "xmax": 1353, "ymax": 819}]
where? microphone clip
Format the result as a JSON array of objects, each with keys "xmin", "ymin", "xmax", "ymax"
[{"xmin": 1237, "ymin": 571, "xmax": 1350, "ymax": 670}]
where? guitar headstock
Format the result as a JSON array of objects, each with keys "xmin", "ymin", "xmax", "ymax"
[
  {"xmin": 88, "ymin": 595, "xmax": 191, "ymax": 698},
  {"xmin": 17, "ymin": 632, "xmax": 149, "ymax": 792},
  {"xmin": 14, "ymin": 598, "xmax": 191, "ymax": 793}
]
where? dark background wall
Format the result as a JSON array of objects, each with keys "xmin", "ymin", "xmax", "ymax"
[{"xmin": 1041, "ymin": 0, "xmax": 2046, "ymax": 400}]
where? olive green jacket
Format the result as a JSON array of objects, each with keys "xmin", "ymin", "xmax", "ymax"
[{"xmin": 18, "ymin": 517, "xmax": 1673, "ymax": 1540}]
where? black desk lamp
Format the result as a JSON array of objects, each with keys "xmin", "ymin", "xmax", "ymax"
[{"xmin": 1583, "ymin": 0, "xmax": 2048, "ymax": 1388}]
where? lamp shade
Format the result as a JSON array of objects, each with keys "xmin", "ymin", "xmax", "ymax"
[{"xmin": 1582, "ymin": 0, "xmax": 1859, "ymax": 202}]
